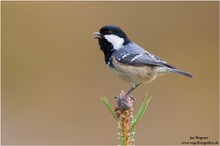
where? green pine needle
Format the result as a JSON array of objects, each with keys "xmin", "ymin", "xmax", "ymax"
[
  {"xmin": 131, "ymin": 95, "xmax": 153, "ymax": 131},
  {"xmin": 101, "ymin": 97, "xmax": 121, "ymax": 123}
]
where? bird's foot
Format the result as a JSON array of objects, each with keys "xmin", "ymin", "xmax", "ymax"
[{"xmin": 115, "ymin": 90, "xmax": 136, "ymax": 110}]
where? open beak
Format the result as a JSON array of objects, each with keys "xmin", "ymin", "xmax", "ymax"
[{"xmin": 93, "ymin": 32, "xmax": 103, "ymax": 39}]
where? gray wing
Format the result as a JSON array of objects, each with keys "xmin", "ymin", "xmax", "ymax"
[
  {"xmin": 113, "ymin": 43, "xmax": 176, "ymax": 69},
  {"xmin": 118, "ymin": 53, "xmax": 175, "ymax": 68}
]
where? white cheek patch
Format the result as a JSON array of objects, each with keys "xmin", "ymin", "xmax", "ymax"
[{"xmin": 104, "ymin": 34, "xmax": 124, "ymax": 50}]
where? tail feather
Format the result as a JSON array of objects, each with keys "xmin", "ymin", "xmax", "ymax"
[{"xmin": 166, "ymin": 68, "xmax": 195, "ymax": 79}]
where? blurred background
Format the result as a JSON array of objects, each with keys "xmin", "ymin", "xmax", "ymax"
[{"xmin": 2, "ymin": 1, "xmax": 219, "ymax": 145}]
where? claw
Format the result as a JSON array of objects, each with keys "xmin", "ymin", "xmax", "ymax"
[
  {"xmin": 115, "ymin": 91, "xmax": 135, "ymax": 110},
  {"xmin": 128, "ymin": 95, "xmax": 136, "ymax": 102}
]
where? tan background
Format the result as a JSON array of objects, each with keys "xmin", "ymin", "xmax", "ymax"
[{"xmin": 2, "ymin": 1, "xmax": 219, "ymax": 145}]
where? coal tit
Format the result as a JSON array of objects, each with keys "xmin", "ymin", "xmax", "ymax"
[{"xmin": 93, "ymin": 25, "xmax": 194, "ymax": 108}]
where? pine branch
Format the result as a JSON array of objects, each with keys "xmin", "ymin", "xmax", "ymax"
[{"xmin": 101, "ymin": 91, "xmax": 153, "ymax": 145}]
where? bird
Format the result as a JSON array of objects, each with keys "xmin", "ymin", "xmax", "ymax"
[{"xmin": 93, "ymin": 25, "xmax": 194, "ymax": 109}]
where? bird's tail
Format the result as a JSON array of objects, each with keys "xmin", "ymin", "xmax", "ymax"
[{"xmin": 166, "ymin": 68, "xmax": 195, "ymax": 79}]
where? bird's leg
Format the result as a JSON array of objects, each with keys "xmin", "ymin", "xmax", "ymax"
[
  {"xmin": 115, "ymin": 84, "xmax": 140, "ymax": 109},
  {"xmin": 123, "ymin": 84, "xmax": 140, "ymax": 101}
]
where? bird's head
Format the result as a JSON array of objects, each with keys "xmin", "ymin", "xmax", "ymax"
[{"xmin": 93, "ymin": 25, "xmax": 131, "ymax": 52}]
